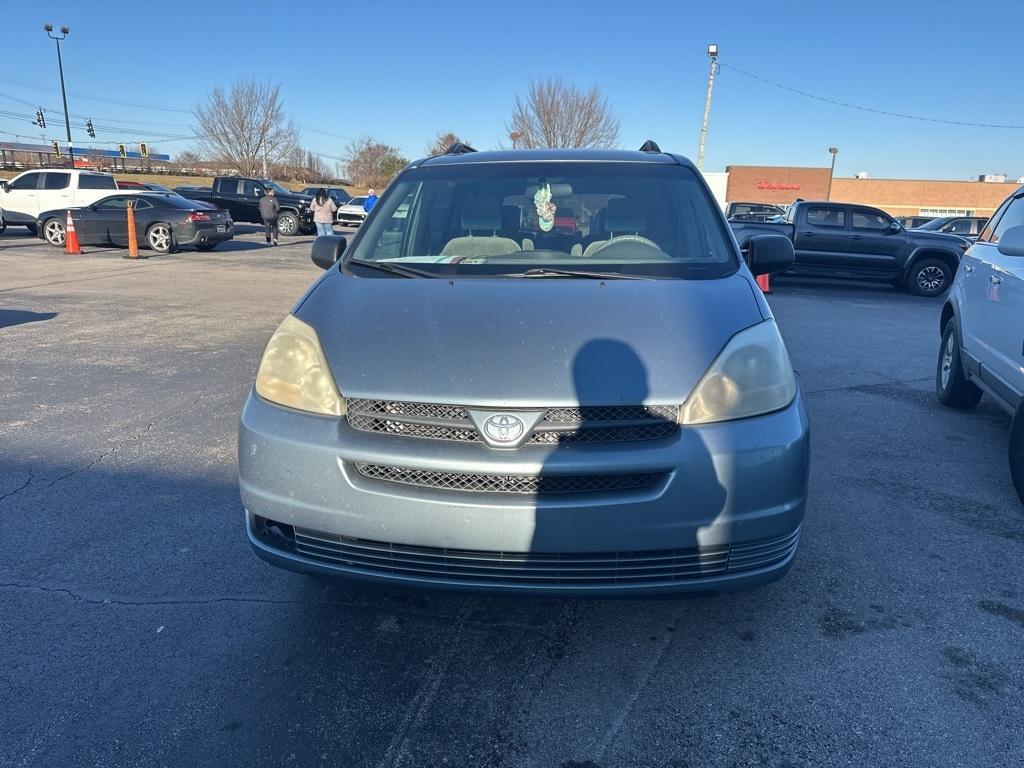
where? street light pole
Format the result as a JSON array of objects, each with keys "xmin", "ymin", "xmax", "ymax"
[
  {"xmin": 827, "ymin": 147, "xmax": 839, "ymax": 200},
  {"xmin": 696, "ymin": 43, "xmax": 719, "ymax": 171},
  {"xmin": 44, "ymin": 24, "xmax": 74, "ymax": 170}
]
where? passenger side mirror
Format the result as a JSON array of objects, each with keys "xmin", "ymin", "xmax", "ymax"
[
  {"xmin": 0, "ymin": 181, "xmax": 9, "ymax": 192},
  {"xmin": 996, "ymin": 225, "xmax": 1024, "ymax": 258},
  {"xmin": 311, "ymin": 234, "xmax": 347, "ymax": 270},
  {"xmin": 747, "ymin": 234, "xmax": 795, "ymax": 275}
]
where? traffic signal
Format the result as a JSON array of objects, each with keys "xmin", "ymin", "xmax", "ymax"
[
  {"xmin": 139, "ymin": 142, "xmax": 148, "ymax": 158},
  {"xmin": 35, "ymin": 108, "xmax": 46, "ymax": 128},
  {"xmin": 85, "ymin": 119, "xmax": 95, "ymax": 138},
  {"xmin": 51, "ymin": 140, "xmax": 61, "ymax": 158},
  {"xmin": 118, "ymin": 143, "xmax": 127, "ymax": 158}
]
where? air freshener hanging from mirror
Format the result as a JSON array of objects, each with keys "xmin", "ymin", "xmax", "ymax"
[{"xmin": 534, "ymin": 181, "xmax": 556, "ymax": 232}]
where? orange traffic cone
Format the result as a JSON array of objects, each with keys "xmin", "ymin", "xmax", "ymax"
[
  {"xmin": 756, "ymin": 272, "xmax": 771, "ymax": 294},
  {"xmin": 65, "ymin": 210, "xmax": 81, "ymax": 255}
]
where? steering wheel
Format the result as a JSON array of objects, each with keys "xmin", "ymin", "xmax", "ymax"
[{"xmin": 587, "ymin": 235, "xmax": 665, "ymax": 260}]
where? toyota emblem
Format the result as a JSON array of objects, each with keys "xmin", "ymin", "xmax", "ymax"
[{"xmin": 483, "ymin": 414, "xmax": 525, "ymax": 444}]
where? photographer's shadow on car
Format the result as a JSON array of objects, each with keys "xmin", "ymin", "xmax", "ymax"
[{"xmin": 530, "ymin": 339, "xmax": 727, "ymax": 596}]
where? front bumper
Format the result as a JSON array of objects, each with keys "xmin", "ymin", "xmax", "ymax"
[{"xmin": 239, "ymin": 389, "xmax": 810, "ymax": 596}]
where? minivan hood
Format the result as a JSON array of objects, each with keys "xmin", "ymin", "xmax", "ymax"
[{"xmin": 296, "ymin": 272, "xmax": 766, "ymax": 406}]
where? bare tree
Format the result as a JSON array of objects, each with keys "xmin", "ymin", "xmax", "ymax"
[
  {"xmin": 506, "ymin": 79, "xmax": 619, "ymax": 149},
  {"xmin": 425, "ymin": 131, "xmax": 469, "ymax": 156},
  {"xmin": 345, "ymin": 136, "xmax": 408, "ymax": 188},
  {"xmin": 194, "ymin": 80, "xmax": 300, "ymax": 177},
  {"xmin": 176, "ymin": 150, "xmax": 200, "ymax": 169}
]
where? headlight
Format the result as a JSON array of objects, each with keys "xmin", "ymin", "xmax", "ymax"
[
  {"xmin": 679, "ymin": 319, "xmax": 796, "ymax": 425},
  {"xmin": 255, "ymin": 314, "xmax": 345, "ymax": 416}
]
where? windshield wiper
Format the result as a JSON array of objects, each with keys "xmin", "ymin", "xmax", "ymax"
[
  {"xmin": 509, "ymin": 268, "xmax": 653, "ymax": 281},
  {"xmin": 346, "ymin": 258, "xmax": 437, "ymax": 278}
]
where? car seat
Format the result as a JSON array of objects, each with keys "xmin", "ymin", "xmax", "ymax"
[
  {"xmin": 441, "ymin": 199, "xmax": 521, "ymax": 258},
  {"xmin": 583, "ymin": 199, "xmax": 657, "ymax": 258}
]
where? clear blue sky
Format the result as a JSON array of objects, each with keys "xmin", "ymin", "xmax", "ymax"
[{"xmin": 2, "ymin": 0, "xmax": 1022, "ymax": 180}]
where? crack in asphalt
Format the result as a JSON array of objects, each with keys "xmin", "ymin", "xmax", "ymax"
[
  {"xmin": 0, "ymin": 393, "xmax": 208, "ymax": 507},
  {"xmin": 804, "ymin": 375, "xmax": 932, "ymax": 396}
]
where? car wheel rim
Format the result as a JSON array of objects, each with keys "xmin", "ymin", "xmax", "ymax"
[
  {"xmin": 45, "ymin": 220, "xmax": 65, "ymax": 245},
  {"xmin": 918, "ymin": 265, "xmax": 946, "ymax": 293},
  {"xmin": 280, "ymin": 216, "xmax": 296, "ymax": 235},
  {"xmin": 149, "ymin": 226, "xmax": 170, "ymax": 251},
  {"xmin": 941, "ymin": 333, "xmax": 954, "ymax": 389}
]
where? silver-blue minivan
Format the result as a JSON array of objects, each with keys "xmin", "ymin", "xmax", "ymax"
[{"xmin": 239, "ymin": 144, "xmax": 809, "ymax": 596}]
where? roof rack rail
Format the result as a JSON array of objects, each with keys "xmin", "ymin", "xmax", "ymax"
[
  {"xmin": 638, "ymin": 140, "xmax": 662, "ymax": 153},
  {"xmin": 445, "ymin": 142, "xmax": 477, "ymax": 155}
]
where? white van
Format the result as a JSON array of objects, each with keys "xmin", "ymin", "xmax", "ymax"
[{"xmin": 0, "ymin": 169, "xmax": 119, "ymax": 232}]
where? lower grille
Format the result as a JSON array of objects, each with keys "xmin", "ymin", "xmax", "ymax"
[
  {"xmin": 289, "ymin": 526, "xmax": 801, "ymax": 586},
  {"xmin": 354, "ymin": 463, "xmax": 664, "ymax": 495}
]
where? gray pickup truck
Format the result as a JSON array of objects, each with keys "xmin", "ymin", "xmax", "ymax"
[{"xmin": 730, "ymin": 200, "xmax": 969, "ymax": 296}]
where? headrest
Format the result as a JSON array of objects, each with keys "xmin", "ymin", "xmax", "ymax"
[
  {"xmin": 604, "ymin": 199, "xmax": 646, "ymax": 233},
  {"xmin": 462, "ymin": 199, "xmax": 501, "ymax": 231}
]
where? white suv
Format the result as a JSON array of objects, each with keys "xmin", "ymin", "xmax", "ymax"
[
  {"xmin": 937, "ymin": 186, "xmax": 1024, "ymax": 501},
  {"xmin": 0, "ymin": 169, "xmax": 120, "ymax": 232}
]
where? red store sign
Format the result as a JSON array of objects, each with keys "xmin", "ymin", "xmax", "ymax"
[{"xmin": 757, "ymin": 181, "xmax": 801, "ymax": 190}]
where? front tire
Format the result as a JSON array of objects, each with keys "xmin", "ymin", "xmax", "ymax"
[
  {"xmin": 146, "ymin": 223, "xmax": 174, "ymax": 254},
  {"xmin": 1011, "ymin": 404, "xmax": 1024, "ymax": 504},
  {"xmin": 907, "ymin": 257, "xmax": 952, "ymax": 297},
  {"xmin": 936, "ymin": 320, "xmax": 982, "ymax": 408},
  {"xmin": 278, "ymin": 212, "xmax": 299, "ymax": 236},
  {"xmin": 43, "ymin": 217, "xmax": 66, "ymax": 247}
]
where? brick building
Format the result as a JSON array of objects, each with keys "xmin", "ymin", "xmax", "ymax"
[{"xmin": 723, "ymin": 165, "xmax": 1021, "ymax": 218}]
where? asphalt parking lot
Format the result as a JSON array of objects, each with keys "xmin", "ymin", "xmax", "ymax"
[{"xmin": 2, "ymin": 225, "xmax": 1022, "ymax": 768}]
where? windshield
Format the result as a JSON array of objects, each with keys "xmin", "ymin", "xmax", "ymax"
[
  {"xmin": 345, "ymin": 162, "xmax": 736, "ymax": 279},
  {"xmin": 916, "ymin": 218, "xmax": 950, "ymax": 231},
  {"xmin": 261, "ymin": 180, "xmax": 292, "ymax": 195}
]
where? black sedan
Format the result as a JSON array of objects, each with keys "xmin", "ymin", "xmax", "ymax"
[{"xmin": 37, "ymin": 193, "xmax": 233, "ymax": 254}]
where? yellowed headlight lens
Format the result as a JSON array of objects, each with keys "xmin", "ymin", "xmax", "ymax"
[{"xmin": 255, "ymin": 314, "xmax": 344, "ymax": 416}]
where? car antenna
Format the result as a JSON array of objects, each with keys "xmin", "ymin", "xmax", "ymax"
[
  {"xmin": 639, "ymin": 140, "xmax": 662, "ymax": 153},
  {"xmin": 445, "ymin": 142, "xmax": 477, "ymax": 155}
]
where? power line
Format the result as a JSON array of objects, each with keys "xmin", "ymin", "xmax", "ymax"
[
  {"xmin": 719, "ymin": 62, "xmax": 1024, "ymax": 129},
  {"xmin": 0, "ymin": 77, "xmax": 193, "ymax": 114}
]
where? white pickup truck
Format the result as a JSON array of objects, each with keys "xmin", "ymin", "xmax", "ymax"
[{"xmin": 0, "ymin": 169, "xmax": 120, "ymax": 233}]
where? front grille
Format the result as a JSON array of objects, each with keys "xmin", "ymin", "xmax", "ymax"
[
  {"xmin": 288, "ymin": 526, "xmax": 801, "ymax": 586},
  {"xmin": 345, "ymin": 399, "xmax": 679, "ymax": 445},
  {"xmin": 354, "ymin": 463, "xmax": 664, "ymax": 495}
]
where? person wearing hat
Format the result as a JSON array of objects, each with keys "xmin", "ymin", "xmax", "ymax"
[
  {"xmin": 363, "ymin": 189, "xmax": 379, "ymax": 213},
  {"xmin": 259, "ymin": 187, "xmax": 281, "ymax": 245}
]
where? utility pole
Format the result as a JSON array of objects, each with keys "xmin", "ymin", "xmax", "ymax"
[
  {"xmin": 696, "ymin": 43, "xmax": 719, "ymax": 171},
  {"xmin": 827, "ymin": 147, "xmax": 839, "ymax": 200},
  {"xmin": 44, "ymin": 24, "xmax": 74, "ymax": 170}
]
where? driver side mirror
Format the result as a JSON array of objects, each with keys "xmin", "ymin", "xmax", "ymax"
[
  {"xmin": 747, "ymin": 234, "xmax": 795, "ymax": 275},
  {"xmin": 885, "ymin": 223, "xmax": 902, "ymax": 234},
  {"xmin": 996, "ymin": 225, "xmax": 1024, "ymax": 258},
  {"xmin": 311, "ymin": 234, "xmax": 347, "ymax": 270}
]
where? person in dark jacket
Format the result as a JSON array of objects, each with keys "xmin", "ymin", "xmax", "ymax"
[
  {"xmin": 363, "ymin": 189, "xmax": 379, "ymax": 213},
  {"xmin": 259, "ymin": 188, "xmax": 281, "ymax": 245}
]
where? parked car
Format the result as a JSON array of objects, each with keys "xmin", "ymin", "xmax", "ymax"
[
  {"xmin": 937, "ymin": 187, "xmax": 1024, "ymax": 502},
  {"xmin": 176, "ymin": 177, "xmax": 313, "ymax": 235},
  {"xmin": 912, "ymin": 215, "xmax": 989, "ymax": 241},
  {"xmin": 730, "ymin": 200, "xmax": 969, "ymax": 296},
  {"xmin": 239, "ymin": 143, "xmax": 809, "ymax": 596},
  {"xmin": 36, "ymin": 192, "xmax": 233, "ymax": 253},
  {"xmin": 897, "ymin": 215, "xmax": 936, "ymax": 229},
  {"xmin": 0, "ymin": 169, "xmax": 119, "ymax": 233},
  {"xmin": 726, "ymin": 202, "xmax": 787, "ymax": 223},
  {"xmin": 299, "ymin": 186, "xmax": 351, "ymax": 206},
  {"xmin": 336, "ymin": 196, "xmax": 368, "ymax": 226},
  {"xmin": 115, "ymin": 180, "xmax": 173, "ymax": 193}
]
